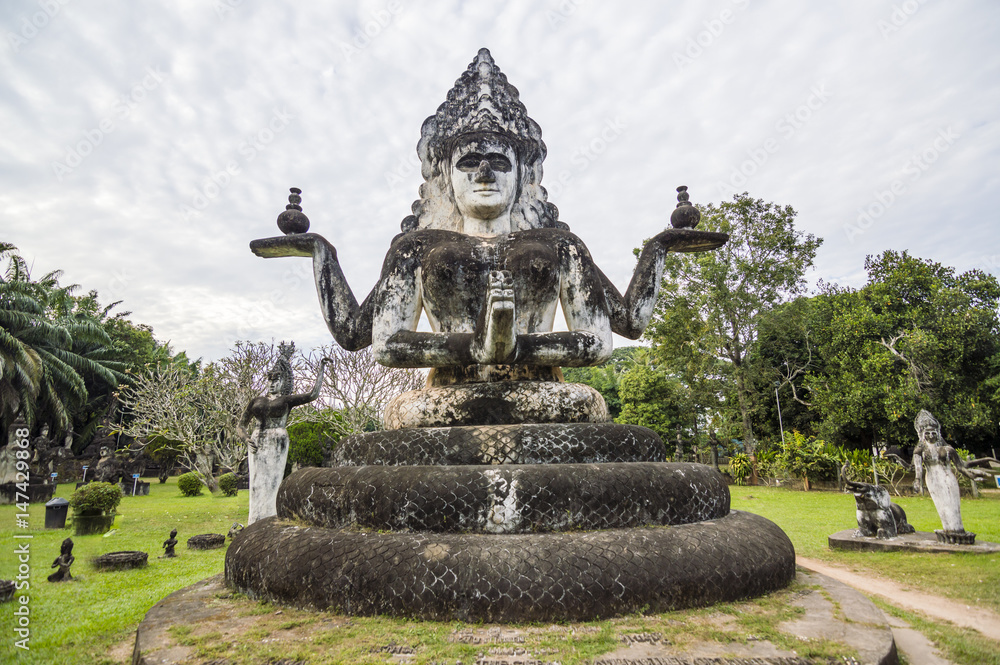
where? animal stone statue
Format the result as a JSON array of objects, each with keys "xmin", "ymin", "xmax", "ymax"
[
  {"xmin": 239, "ymin": 343, "xmax": 330, "ymax": 524},
  {"xmin": 844, "ymin": 478, "xmax": 915, "ymax": 539},
  {"xmin": 912, "ymin": 410, "xmax": 998, "ymax": 544},
  {"xmin": 47, "ymin": 538, "xmax": 75, "ymax": 582},
  {"xmin": 227, "ymin": 48, "xmax": 797, "ymax": 621}
]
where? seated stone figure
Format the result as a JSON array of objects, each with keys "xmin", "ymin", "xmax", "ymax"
[
  {"xmin": 47, "ymin": 538, "xmax": 74, "ymax": 582},
  {"xmin": 230, "ymin": 49, "xmax": 794, "ymax": 622},
  {"xmin": 844, "ymin": 477, "xmax": 914, "ymax": 539}
]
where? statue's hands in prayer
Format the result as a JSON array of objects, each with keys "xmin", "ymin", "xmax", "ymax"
[{"xmin": 471, "ymin": 270, "xmax": 516, "ymax": 365}]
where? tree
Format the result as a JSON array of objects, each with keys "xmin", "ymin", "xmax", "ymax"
[
  {"xmin": 615, "ymin": 360, "xmax": 687, "ymax": 443},
  {"xmin": 644, "ymin": 194, "xmax": 823, "ymax": 453},
  {"xmin": 562, "ymin": 346, "xmax": 640, "ymax": 419},
  {"xmin": 0, "ymin": 244, "xmax": 124, "ymax": 438},
  {"xmin": 293, "ymin": 345, "xmax": 424, "ymax": 436},
  {"xmin": 806, "ymin": 251, "xmax": 1000, "ymax": 452}
]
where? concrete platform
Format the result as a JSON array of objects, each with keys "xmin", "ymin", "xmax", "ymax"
[
  {"xmin": 132, "ymin": 568, "xmax": 899, "ymax": 664},
  {"xmin": 829, "ymin": 529, "xmax": 1000, "ymax": 554}
]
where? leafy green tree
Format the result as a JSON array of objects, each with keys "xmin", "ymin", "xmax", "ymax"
[
  {"xmin": 807, "ymin": 251, "xmax": 1000, "ymax": 453},
  {"xmin": 562, "ymin": 346, "xmax": 640, "ymax": 419},
  {"xmin": 644, "ymin": 194, "xmax": 823, "ymax": 452},
  {"xmin": 615, "ymin": 361, "xmax": 687, "ymax": 443}
]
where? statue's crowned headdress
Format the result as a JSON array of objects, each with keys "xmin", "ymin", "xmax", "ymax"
[
  {"xmin": 269, "ymin": 341, "xmax": 295, "ymax": 396},
  {"xmin": 410, "ymin": 48, "xmax": 560, "ymax": 233},
  {"xmin": 419, "ymin": 48, "xmax": 545, "ymax": 165},
  {"xmin": 914, "ymin": 409, "xmax": 940, "ymax": 432}
]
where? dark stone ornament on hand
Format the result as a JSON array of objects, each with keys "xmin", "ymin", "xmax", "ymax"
[
  {"xmin": 669, "ymin": 185, "xmax": 701, "ymax": 228},
  {"xmin": 276, "ymin": 187, "xmax": 310, "ymax": 234}
]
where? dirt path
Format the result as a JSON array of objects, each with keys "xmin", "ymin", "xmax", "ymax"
[{"xmin": 796, "ymin": 556, "xmax": 1000, "ymax": 638}]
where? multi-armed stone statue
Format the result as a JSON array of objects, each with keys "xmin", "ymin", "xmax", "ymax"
[
  {"xmin": 912, "ymin": 410, "xmax": 998, "ymax": 544},
  {"xmin": 227, "ymin": 49, "xmax": 795, "ymax": 620}
]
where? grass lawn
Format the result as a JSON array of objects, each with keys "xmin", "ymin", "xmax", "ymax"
[
  {"xmin": 1, "ymin": 477, "xmax": 998, "ymax": 664},
  {"xmin": 1, "ymin": 477, "xmax": 247, "ymax": 664},
  {"xmin": 730, "ymin": 486, "xmax": 1000, "ymax": 612}
]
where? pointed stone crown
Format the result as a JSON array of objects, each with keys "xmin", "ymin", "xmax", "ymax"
[
  {"xmin": 914, "ymin": 409, "xmax": 940, "ymax": 432},
  {"xmin": 420, "ymin": 48, "xmax": 545, "ymax": 164}
]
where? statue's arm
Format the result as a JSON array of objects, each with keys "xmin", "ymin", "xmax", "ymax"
[
  {"xmin": 912, "ymin": 449, "xmax": 924, "ymax": 493},
  {"xmin": 949, "ymin": 449, "xmax": 997, "ymax": 481},
  {"xmin": 371, "ymin": 237, "xmax": 478, "ymax": 367},
  {"xmin": 285, "ymin": 358, "xmax": 331, "ymax": 407},
  {"xmin": 250, "ymin": 233, "xmax": 373, "ymax": 351},
  {"xmin": 512, "ymin": 235, "xmax": 613, "ymax": 367},
  {"xmin": 605, "ymin": 228, "xmax": 728, "ymax": 339}
]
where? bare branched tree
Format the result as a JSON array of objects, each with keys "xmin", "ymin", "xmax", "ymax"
[
  {"xmin": 117, "ymin": 341, "xmax": 424, "ymax": 488},
  {"xmin": 293, "ymin": 345, "xmax": 425, "ymax": 435},
  {"xmin": 879, "ymin": 331, "xmax": 933, "ymax": 394}
]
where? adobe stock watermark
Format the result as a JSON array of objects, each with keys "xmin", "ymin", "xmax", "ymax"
[
  {"xmin": 180, "ymin": 107, "xmax": 294, "ymax": 220},
  {"xmin": 546, "ymin": 116, "xmax": 628, "ymax": 199},
  {"xmin": 51, "ymin": 66, "xmax": 167, "ymax": 182},
  {"xmin": 673, "ymin": 0, "xmax": 751, "ymax": 70},
  {"xmin": 877, "ymin": 0, "xmax": 931, "ymax": 39},
  {"xmin": 717, "ymin": 82, "xmax": 831, "ymax": 197},
  {"xmin": 844, "ymin": 126, "xmax": 959, "ymax": 243},
  {"xmin": 6, "ymin": 0, "xmax": 71, "ymax": 53},
  {"xmin": 546, "ymin": 0, "xmax": 585, "ymax": 30},
  {"xmin": 11, "ymin": 424, "xmax": 33, "ymax": 650}
]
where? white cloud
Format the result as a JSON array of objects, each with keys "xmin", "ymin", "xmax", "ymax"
[{"xmin": 1, "ymin": 0, "xmax": 998, "ymax": 361}]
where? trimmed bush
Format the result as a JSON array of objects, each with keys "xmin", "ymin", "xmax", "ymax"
[
  {"xmin": 177, "ymin": 472, "xmax": 204, "ymax": 497},
  {"xmin": 217, "ymin": 472, "xmax": 238, "ymax": 497},
  {"xmin": 69, "ymin": 481, "xmax": 124, "ymax": 516}
]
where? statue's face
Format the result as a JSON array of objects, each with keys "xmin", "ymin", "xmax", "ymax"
[
  {"xmin": 450, "ymin": 136, "xmax": 517, "ymax": 222},
  {"xmin": 917, "ymin": 422, "xmax": 941, "ymax": 443}
]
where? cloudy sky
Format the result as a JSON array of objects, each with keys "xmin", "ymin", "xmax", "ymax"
[{"xmin": 2, "ymin": 0, "xmax": 998, "ymax": 362}]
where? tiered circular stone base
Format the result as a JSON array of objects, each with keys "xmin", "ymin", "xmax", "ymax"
[{"xmin": 226, "ymin": 421, "xmax": 796, "ymax": 621}]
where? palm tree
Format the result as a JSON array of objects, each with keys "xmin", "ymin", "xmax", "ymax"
[{"xmin": 0, "ymin": 243, "xmax": 124, "ymax": 439}]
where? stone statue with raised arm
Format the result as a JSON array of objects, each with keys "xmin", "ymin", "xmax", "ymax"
[
  {"xmin": 912, "ymin": 409, "xmax": 998, "ymax": 544},
  {"xmin": 228, "ymin": 49, "xmax": 797, "ymax": 622},
  {"xmin": 240, "ymin": 342, "xmax": 330, "ymax": 524}
]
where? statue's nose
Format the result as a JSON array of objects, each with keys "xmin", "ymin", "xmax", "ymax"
[{"xmin": 474, "ymin": 159, "xmax": 495, "ymax": 183}]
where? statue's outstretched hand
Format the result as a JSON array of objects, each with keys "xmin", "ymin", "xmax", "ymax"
[
  {"xmin": 250, "ymin": 232, "xmax": 336, "ymax": 261},
  {"xmin": 471, "ymin": 270, "xmax": 516, "ymax": 365}
]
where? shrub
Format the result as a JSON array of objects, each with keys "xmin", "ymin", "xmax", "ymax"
[
  {"xmin": 729, "ymin": 453, "xmax": 752, "ymax": 486},
  {"xmin": 285, "ymin": 420, "xmax": 340, "ymax": 477},
  {"xmin": 177, "ymin": 472, "xmax": 204, "ymax": 497},
  {"xmin": 217, "ymin": 472, "xmax": 238, "ymax": 497},
  {"xmin": 70, "ymin": 481, "xmax": 123, "ymax": 516}
]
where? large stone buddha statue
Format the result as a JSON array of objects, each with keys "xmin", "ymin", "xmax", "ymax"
[{"xmin": 228, "ymin": 49, "xmax": 794, "ymax": 621}]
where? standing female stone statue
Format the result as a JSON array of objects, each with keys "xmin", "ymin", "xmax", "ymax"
[
  {"xmin": 912, "ymin": 409, "xmax": 997, "ymax": 544},
  {"xmin": 240, "ymin": 342, "xmax": 330, "ymax": 524}
]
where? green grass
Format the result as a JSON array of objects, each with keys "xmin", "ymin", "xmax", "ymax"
[
  {"xmin": 730, "ymin": 487, "xmax": 1000, "ymax": 612},
  {"xmin": 0, "ymin": 477, "xmax": 247, "ymax": 664},
  {"xmin": 2, "ymin": 479, "xmax": 998, "ymax": 664}
]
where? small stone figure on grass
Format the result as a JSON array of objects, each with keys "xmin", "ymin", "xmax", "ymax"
[
  {"xmin": 48, "ymin": 538, "xmax": 75, "ymax": 582},
  {"xmin": 162, "ymin": 529, "xmax": 178, "ymax": 558},
  {"xmin": 227, "ymin": 522, "xmax": 244, "ymax": 539}
]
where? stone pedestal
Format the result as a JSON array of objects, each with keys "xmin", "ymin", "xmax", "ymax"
[{"xmin": 227, "ymin": 409, "xmax": 796, "ymax": 621}]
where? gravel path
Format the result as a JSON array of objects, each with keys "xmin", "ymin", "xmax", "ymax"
[{"xmin": 797, "ymin": 556, "xmax": 1000, "ymax": 664}]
